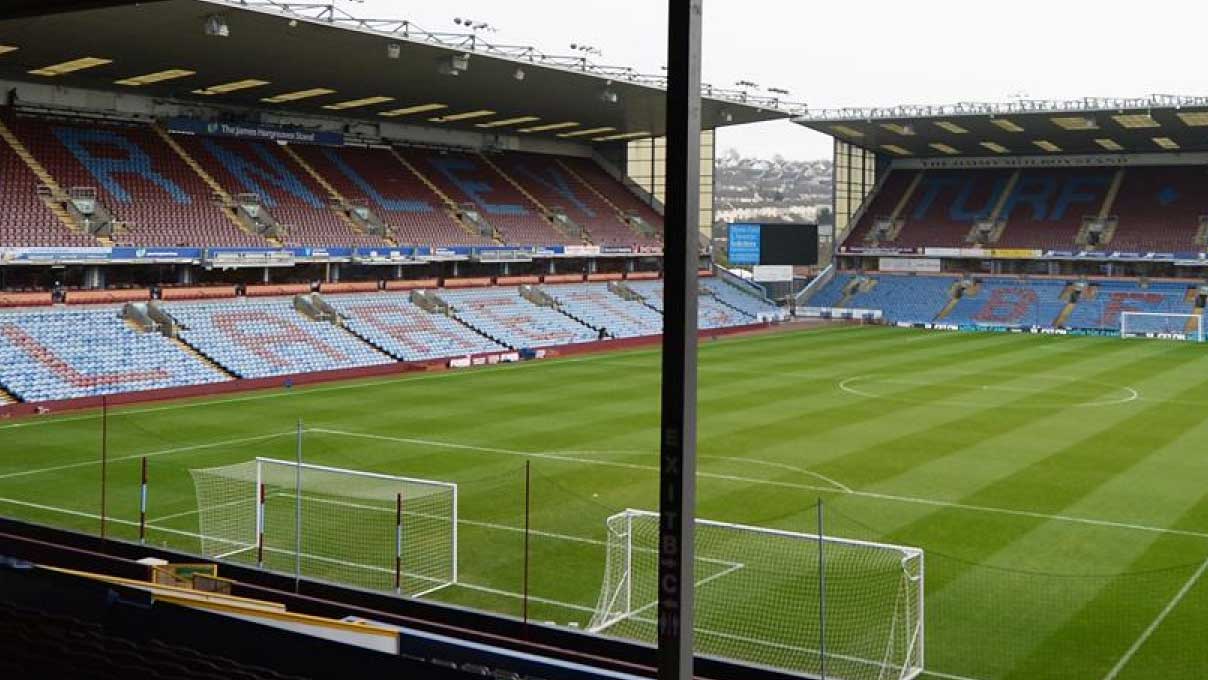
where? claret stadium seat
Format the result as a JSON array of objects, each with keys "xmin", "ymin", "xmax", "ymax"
[
  {"xmin": 7, "ymin": 115, "xmax": 266, "ymax": 247},
  {"xmin": 498, "ymin": 153, "xmax": 659, "ymax": 247},
  {"xmin": 290, "ymin": 144, "xmax": 494, "ymax": 247},
  {"xmin": 399, "ymin": 148, "xmax": 580, "ymax": 246},
  {"xmin": 180, "ymin": 136, "xmax": 389, "ymax": 247}
]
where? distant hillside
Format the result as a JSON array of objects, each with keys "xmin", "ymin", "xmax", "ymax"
[{"xmin": 713, "ymin": 149, "xmax": 832, "ymax": 227}]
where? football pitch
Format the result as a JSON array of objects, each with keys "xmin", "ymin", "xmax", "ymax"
[{"xmin": 3, "ymin": 324, "xmax": 1208, "ymax": 680}]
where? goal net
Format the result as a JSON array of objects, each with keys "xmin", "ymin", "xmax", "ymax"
[
  {"xmin": 189, "ymin": 458, "xmax": 457, "ymax": 598},
  {"xmin": 1120, "ymin": 312, "xmax": 1203, "ymax": 342},
  {"xmin": 589, "ymin": 509, "xmax": 924, "ymax": 680}
]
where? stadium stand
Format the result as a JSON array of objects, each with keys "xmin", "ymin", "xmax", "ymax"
[
  {"xmin": 497, "ymin": 153, "xmax": 656, "ymax": 246},
  {"xmin": 441, "ymin": 287, "xmax": 598, "ymax": 347},
  {"xmin": 625, "ymin": 280, "xmax": 755, "ymax": 329},
  {"xmin": 845, "ymin": 275, "xmax": 954, "ymax": 323},
  {"xmin": 325, "ymin": 293, "xmax": 506, "ymax": 360},
  {"xmin": 6, "ymin": 115, "xmax": 266, "ymax": 247},
  {"xmin": 166, "ymin": 299, "xmax": 392, "ymax": 378},
  {"xmin": 848, "ymin": 169, "xmax": 1117, "ymax": 249},
  {"xmin": 844, "ymin": 171, "xmax": 914, "ymax": 244},
  {"xmin": 805, "ymin": 272, "xmax": 1205, "ymax": 334},
  {"xmin": 896, "ymin": 169, "xmax": 1007, "ymax": 247},
  {"xmin": 289, "ymin": 144, "xmax": 493, "ymax": 247},
  {"xmin": 1108, "ymin": 167, "xmax": 1208, "ymax": 251},
  {"xmin": 841, "ymin": 166, "xmax": 1208, "ymax": 252},
  {"xmin": 805, "ymin": 273, "xmax": 855, "ymax": 309},
  {"xmin": 1065, "ymin": 280, "xmax": 1197, "ymax": 330},
  {"xmin": 558, "ymin": 157, "xmax": 665, "ymax": 238},
  {"xmin": 399, "ymin": 148, "xmax": 577, "ymax": 245},
  {"xmin": 702, "ymin": 278, "xmax": 783, "ymax": 318},
  {"xmin": 179, "ymin": 136, "xmax": 387, "ymax": 247},
  {"xmin": 945, "ymin": 278, "xmax": 1069, "ymax": 328},
  {"xmin": 995, "ymin": 169, "xmax": 1113, "ymax": 249},
  {"xmin": 0, "ymin": 308, "xmax": 228, "ymax": 402},
  {"xmin": 543, "ymin": 283, "xmax": 664, "ymax": 338},
  {"xmin": 0, "ymin": 118, "xmax": 98, "ymax": 247}
]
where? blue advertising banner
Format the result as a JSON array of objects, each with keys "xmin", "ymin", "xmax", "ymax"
[
  {"xmin": 111, "ymin": 247, "xmax": 203, "ymax": 260},
  {"xmin": 728, "ymin": 223, "xmax": 761, "ymax": 265},
  {"xmin": 166, "ymin": 117, "xmax": 344, "ymax": 146}
]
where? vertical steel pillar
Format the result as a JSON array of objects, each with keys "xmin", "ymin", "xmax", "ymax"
[{"xmin": 657, "ymin": 1, "xmax": 702, "ymax": 679}]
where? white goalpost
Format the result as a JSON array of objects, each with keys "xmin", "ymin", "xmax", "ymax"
[
  {"xmin": 589, "ymin": 509, "xmax": 924, "ymax": 680},
  {"xmin": 189, "ymin": 458, "xmax": 457, "ymax": 598},
  {"xmin": 1120, "ymin": 312, "xmax": 1203, "ymax": 342}
]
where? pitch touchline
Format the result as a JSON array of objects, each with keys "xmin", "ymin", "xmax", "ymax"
[{"xmin": 310, "ymin": 428, "xmax": 1208, "ymax": 541}]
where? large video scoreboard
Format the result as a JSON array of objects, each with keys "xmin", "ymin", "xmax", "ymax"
[{"xmin": 726, "ymin": 223, "xmax": 819, "ymax": 266}]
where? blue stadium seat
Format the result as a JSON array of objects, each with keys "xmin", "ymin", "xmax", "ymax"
[
  {"xmin": 0, "ymin": 308, "xmax": 229, "ymax": 402},
  {"xmin": 166, "ymin": 300, "xmax": 393, "ymax": 378}
]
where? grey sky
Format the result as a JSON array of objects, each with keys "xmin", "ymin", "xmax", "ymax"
[{"xmin": 354, "ymin": 1, "xmax": 1206, "ymax": 161}]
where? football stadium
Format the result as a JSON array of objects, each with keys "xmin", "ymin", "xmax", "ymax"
[{"xmin": 2, "ymin": 1, "xmax": 1208, "ymax": 680}]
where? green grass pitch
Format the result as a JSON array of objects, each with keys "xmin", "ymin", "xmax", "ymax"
[{"xmin": 3, "ymin": 324, "xmax": 1208, "ymax": 680}]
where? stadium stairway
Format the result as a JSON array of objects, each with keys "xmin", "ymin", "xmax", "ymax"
[
  {"xmin": 1186, "ymin": 288, "xmax": 1205, "ymax": 333},
  {"xmin": 476, "ymin": 152, "xmax": 579, "ymax": 243},
  {"xmin": 837, "ymin": 278, "xmax": 874, "ymax": 308},
  {"xmin": 934, "ymin": 281, "xmax": 965, "ymax": 320},
  {"xmin": 151, "ymin": 123, "xmax": 266, "ymax": 243},
  {"xmin": 0, "ymin": 116, "xmax": 92, "ymax": 239},
  {"xmin": 0, "ymin": 385, "xmax": 17, "ymax": 404},
  {"xmin": 388, "ymin": 147, "xmax": 496, "ymax": 243},
  {"xmin": 169, "ymin": 336, "xmax": 239, "ymax": 379},
  {"xmin": 278, "ymin": 144, "xmax": 383, "ymax": 244}
]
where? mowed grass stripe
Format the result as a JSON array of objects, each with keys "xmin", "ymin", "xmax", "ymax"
[
  {"xmin": 701, "ymin": 334, "xmax": 1117, "ymax": 483},
  {"xmin": 811, "ymin": 339, "xmax": 1169, "ymax": 490}
]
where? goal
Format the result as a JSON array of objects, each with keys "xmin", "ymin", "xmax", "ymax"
[
  {"xmin": 589, "ymin": 509, "xmax": 924, "ymax": 680},
  {"xmin": 189, "ymin": 458, "xmax": 457, "ymax": 598},
  {"xmin": 1120, "ymin": 312, "xmax": 1203, "ymax": 342}
]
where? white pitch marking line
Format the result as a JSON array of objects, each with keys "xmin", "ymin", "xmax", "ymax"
[
  {"xmin": 1102, "ymin": 555, "xmax": 1208, "ymax": 680},
  {"xmin": 0, "ymin": 492, "xmax": 983, "ymax": 680},
  {"xmin": 310, "ymin": 427, "xmax": 1208, "ymax": 541},
  {"xmin": 0, "ymin": 431, "xmax": 295, "ymax": 481},
  {"xmin": 838, "ymin": 375, "xmax": 1140, "ymax": 408},
  {"xmin": 590, "ymin": 561, "xmax": 745, "ymax": 634}
]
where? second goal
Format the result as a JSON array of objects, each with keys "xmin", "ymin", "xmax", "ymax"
[{"xmin": 189, "ymin": 458, "xmax": 457, "ymax": 598}]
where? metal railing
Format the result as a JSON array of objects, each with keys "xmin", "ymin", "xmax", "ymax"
[
  {"xmin": 209, "ymin": 0, "xmax": 807, "ymax": 114},
  {"xmin": 796, "ymin": 94, "xmax": 1208, "ymax": 122}
]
